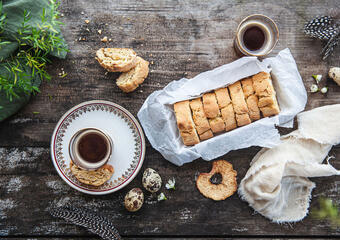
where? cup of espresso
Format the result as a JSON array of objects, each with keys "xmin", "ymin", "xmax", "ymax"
[
  {"xmin": 234, "ymin": 14, "xmax": 279, "ymax": 57},
  {"xmin": 69, "ymin": 128, "xmax": 113, "ymax": 170}
]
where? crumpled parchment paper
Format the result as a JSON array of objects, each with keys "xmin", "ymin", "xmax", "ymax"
[{"xmin": 138, "ymin": 48, "xmax": 307, "ymax": 166}]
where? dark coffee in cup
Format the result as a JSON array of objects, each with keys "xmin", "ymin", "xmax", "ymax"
[{"xmin": 69, "ymin": 128, "xmax": 113, "ymax": 170}]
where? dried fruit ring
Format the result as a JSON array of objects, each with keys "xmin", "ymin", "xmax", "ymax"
[{"xmin": 196, "ymin": 160, "xmax": 237, "ymax": 201}]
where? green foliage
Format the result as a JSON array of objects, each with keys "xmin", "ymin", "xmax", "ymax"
[
  {"xmin": 0, "ymin": 0, "xmax": 68, "ymax": 101},
  {"xmin": 312, "ymin": 197, "xmax": 340, "ymax": 228}
]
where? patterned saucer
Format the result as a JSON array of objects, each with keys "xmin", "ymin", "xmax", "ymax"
[{"xmin": 50, "ymin": 100, "xmax": 145, "ymax": 195}]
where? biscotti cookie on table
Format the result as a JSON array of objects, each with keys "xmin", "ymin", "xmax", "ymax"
[
  {"xmin": 174, "ymin": 100, "xmax": 200, "ymax": 146},
  {"xmin": 189, "ymin": 98, "xmax": 214, "ymax": 140},
  {"xmin": 95, "ymin": 48, "xmax": 137, "ymax": 72},
  {"xmin": 202, "ymin": 93, "xmax": 225, "ymax": 133},
  {"xmin": 241, "ymin": 78, "xmax": 260, "ymax": 121},
  {"xmin": 214, "ymin": 88, "xmax": 237, "ymax": 132},
  {"xmin": 228, "ymin": 81, "xmax": 251, "ymax": 127},
  {"xmin": 116, "ymin": 56, "xmax": 149, "ymax": 93},
  {"xmin": 70, "ymin": 161, "xmax": 114, "ymax": 187},
  {"xmin": 252, "ymin": 72, "xmax": 280, "ymax": 117}
]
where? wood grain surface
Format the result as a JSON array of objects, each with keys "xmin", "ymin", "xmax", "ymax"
[{"xmin": 0, "ymin": 0, "xmax": 339, "ymax": 238}]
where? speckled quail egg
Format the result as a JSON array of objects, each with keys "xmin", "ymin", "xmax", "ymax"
[
  {"xmin": 124, "ymin": 188, "xmax": 144, "ymax": 212},
  {"xmin": 142, "ymin": 168, "xmax": 162, "ymax": 193}
]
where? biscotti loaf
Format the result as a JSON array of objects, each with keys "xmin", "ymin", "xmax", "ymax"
[
  {"xmin": 174, "ymin": 100, "xmax": 200, "ymax": 146},
  {"xmin": 173, "ymin": 71, "xmax": 280, "ymax": 146}
]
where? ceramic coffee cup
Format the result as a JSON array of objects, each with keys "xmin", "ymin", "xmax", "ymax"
[
  {"xmin": 234, "ymin": 14, "xmax": 279, "ymax": 57},
  {"xmin": 69, "ymin": 128, "xmax": 113, "ymax": 170}
]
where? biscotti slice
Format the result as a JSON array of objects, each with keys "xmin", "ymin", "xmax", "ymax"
[
  {"xmin": 96, "ymin": 48, "xmax": 137, "ymax": 72},
  {"xmin": 202, "ymin": 93, "xmax": 220, "ymax": 118},
  {"xmin": 246, "ymin": 95, "xmax": 261, "ymax": 120},
  {"xmin": 209, "ymin": 117, "xmax": 225, "ymax": 133},
  {"xmin": 70, "ymin": 161, "xmax": 114, "ymax": 187},
  {"xmin": 199, "ymin": 130, "xmax": 214, "ymax": 141},
  {"xmin": 116, "ymin": 57, "xmax": 149, "ymax": 93},
  {"xmin": 214, "ymin": 88, "xmax": 231, "ymax": 109},
  {"xmin": 252, "ymin": 72, "xmax": 275, "ymax": 97},
  {"xmin": 252, "ymin": 72, "xmax": 280, "ymax": 117},
  {"xmin": 174, "ymin": 100, "xmax": 200, "ymax": 146},
  {"xmin": 190, "ymin": 98, "xmax": 211, "ymax": 135},
  {"xmin": 228, "ymin": 81, "xmax": 251, "ymax": 126},
  {"xmin": 258, "ymin": 95, "xmax": 277, "ymax": 108},
  {"xmin": 220, "ymin": 104, "xmax": 237, "ymax": 131},
  {"xmin": 241, "ymin": 78, "xmax": 260, "ymax": 121}
]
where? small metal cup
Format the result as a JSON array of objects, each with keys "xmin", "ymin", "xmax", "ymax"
[
  {"xmin": 69, "ymin": 128, "xmax": 113, "ymax": 170},
  {"xmin": 234, "ymin": 14, "xmax": 279, "ymax": 57}
]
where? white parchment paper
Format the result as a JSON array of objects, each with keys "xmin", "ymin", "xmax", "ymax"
[{"xmin": 137, "ymin": 48, "xmax": 307, "ymax": 166}]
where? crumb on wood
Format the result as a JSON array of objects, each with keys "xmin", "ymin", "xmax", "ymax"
[
  {"xmin": 101, "ymin": 36, "xmax": 108, "ymax": 42},
  {"xmin": 109, "ymin": 38, "xmax": 112, "ymax": 42},
  {"xmin": 98, "ymin": 29, "xmax": 102, "ymax": 35},
  {"xmin": 85, "ymin": 19, "xmax": 90, "ymax": 24},
  {"xmin": 85, "ymin": 28, "xmax": 90, "ymax": 32},
  {"xmin": 81, "ymin": 11, "xmax": 84, "ymax": 15}
]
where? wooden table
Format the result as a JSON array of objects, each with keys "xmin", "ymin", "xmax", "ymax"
[{"xmin": 0, "ymin": 0, "xmax": 339, "ymax": 238}]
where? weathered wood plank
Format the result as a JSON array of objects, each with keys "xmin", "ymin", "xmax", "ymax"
[
  {"xmin": 0, "ymin": 0, "xmax": 339, "ymax": 146},
  {"xmin": 0, "ymin": 0, "xmax": 339, "ymax": 238},
  {"xmin": 1, "ymin": 147, "xmax": 340, "ymax": 236}
]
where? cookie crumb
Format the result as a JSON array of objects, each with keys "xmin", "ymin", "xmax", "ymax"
[
  {"xmin": 108, "ymin": 38, "xmax": 112, "ymax": 42},
  {"xmin": 85, "ymin": 19, "xmax": 90, "ymax": 24},
  {"xmin": 85, "ymin": 28, "xmax": 90, "ymax": 32},
  {"xmin": 101, "ymin": 36, "xmax": 108, "ymax": 42},
  {"xmin": 98, "ymin": 29, "xmax": 102, "ymax": 35},
  {"xmin": 81, "ymin": 11, "xmax": 84, "ymax": 15}
]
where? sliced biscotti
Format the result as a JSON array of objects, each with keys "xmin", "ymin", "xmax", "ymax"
[
  {"xmin": 241, "ymin": 78, "xmax": 260, "ymax": 121},
  {"xmin": 228, "ymin": 81, "xmax": 251, "ymax": 127},
  {"xmin": 220, "ymin": 104, "xmax": 237, "ymax": 131},
  {"xmin": 199, "ymin": 129, "xmax": 214, "ymax": 141},
  {"xmin": 174, "ymin": 100, "xmax": 200, "ymax": 146},
  {"xmin": 252, "ymin": 72, "xmax": 280, "ymax": 117},
  {"xmin": 209, "ymin": 117, "xmax": 225, "ymax": 133},
  {"xmin": 70, "ymin": 162, "xmax": 114, "ymax": 187},
  {"xmin": 189, "ymin": 98, "xmax": 211, "ymax": 135},
  {"xmin": 202, "ymin": 93, "xmax": 220, "ymax": 118},
  {"xmin": 116, "ymin": 57, "xmax": 149, "ymax": 93},
  {"xmin": 96, "ymin": 48, "xmax": 137, "ymax": 72},
  {"xmin": 203, "ymin": 92, "xmax": 225, "ymax": 133},
  {"xmin": 214, "ymin": 88, "xmax": 237, "ymax": 132}
]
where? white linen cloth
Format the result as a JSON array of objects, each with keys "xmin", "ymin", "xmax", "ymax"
[{"xmin": 238, "ymin": 104, "xmax": 340, "ymax": 223}]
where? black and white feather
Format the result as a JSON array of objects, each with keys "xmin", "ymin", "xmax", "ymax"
[
  {"xmin": 304, "ymin": 16, "xmax": 339, "ymax": 59},
  {"xmin": 50, "ymin": 205, "xmax": 122, "ymax": 240}
]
